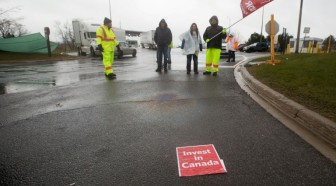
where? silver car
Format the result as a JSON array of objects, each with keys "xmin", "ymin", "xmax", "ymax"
[{"xmin": 115, "ymin": 42, "xmax": 137, "ymax": 59}]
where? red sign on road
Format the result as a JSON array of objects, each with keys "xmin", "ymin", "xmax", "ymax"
[{"xmin": 176, "ymin": 144, "xmax": 227, "ymax": 177}]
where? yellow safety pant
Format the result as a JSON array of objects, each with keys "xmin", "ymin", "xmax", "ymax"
[
  {"xmin": 102, "ymin": 51, "xmax": 114, "ymax": 75},
  {"xmin": 206, "ymin": 49, "xmax": 221, "ymax": 73}
]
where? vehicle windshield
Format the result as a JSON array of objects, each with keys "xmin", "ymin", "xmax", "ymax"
[
  {"xmin": 87, "ymin": 32, "xmax": 96, "ymax": 39},
  {"xmin": 119, "ymin": 42, "xmax": 127, "ymax": 47}
]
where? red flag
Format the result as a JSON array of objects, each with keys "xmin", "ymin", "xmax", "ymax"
[{"xmin": 241, "ymin": 0, "xmax": 273, "ymax": 18}]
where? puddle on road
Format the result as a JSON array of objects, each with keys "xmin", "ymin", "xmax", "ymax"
[
  {"xmin": 0, "ymin": 60, "xmax": 104, "ymax": 95},
  {"xmin": 0, "ymin": 81, "xmax": 56, "ymax": 94},
  {"xmin": 0, "ymin": 72, "xmax": 102, "ymax": 95}
]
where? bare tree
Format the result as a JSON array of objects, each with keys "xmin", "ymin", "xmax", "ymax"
[
  {"xmin": 0, "ymin": 7, "xmax": 28, "ymax": 38},
  {"xmin": 14, "ymin": 22, "xmax": 28, "ymax": 36},
  {"xmin": 54, "ymin": 20, "xmax": 75, "ymax": 51}
]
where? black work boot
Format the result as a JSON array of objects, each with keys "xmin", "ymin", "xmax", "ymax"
[
  {"xmin": 106, "ymin": 74, "xmax": 116, "ymax": 80},
  {"xmin": 164, "ymin": 64, "xmax": 168, "ymax": 72},
  {"xmin": 155, "ymin": 68, "xmax": 162, "ymax": 72},
  {"xmin": 203, "ymin": 71, "xmax": 211, "ymax": 75}
]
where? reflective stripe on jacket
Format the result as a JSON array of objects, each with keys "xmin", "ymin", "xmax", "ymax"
[
  {"xmin": 96, "ymin": 25, "xmax": 118, "ymax": 51},
  {"xmin": 226, "ymin": 36, "xmax": 239, "ymax": 51}
]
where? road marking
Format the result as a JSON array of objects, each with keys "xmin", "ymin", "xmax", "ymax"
[{"xmin": 234, "ymin": 55, "xmax": 248, "ymax": 68}]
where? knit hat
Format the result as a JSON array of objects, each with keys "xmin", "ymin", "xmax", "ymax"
[{"xmin": 104, "ymin": 17, "xmax": 112, "ymax": 24}]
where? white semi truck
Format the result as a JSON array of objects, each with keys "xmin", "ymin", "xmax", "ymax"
[
  {"xmin": 140, "ymin": 30, "xmax": 157, "ymax": 49},
  {"xmin": 72, "ymin": 20, "xmax": 127, "ymax": 57}
]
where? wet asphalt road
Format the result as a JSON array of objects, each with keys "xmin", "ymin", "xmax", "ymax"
[{"xmin": 0, "ymin": 49, "xmax": 336, "ymax": 185}]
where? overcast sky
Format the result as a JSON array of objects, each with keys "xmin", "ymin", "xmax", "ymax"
[{"xmin": 1, "ymin": 0, "xmax": 335, "ymax": 44}]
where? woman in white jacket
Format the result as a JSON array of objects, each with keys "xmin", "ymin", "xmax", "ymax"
[{"xmin": 179, "ymin": 23, "xmax": 203, "ymax": 74}]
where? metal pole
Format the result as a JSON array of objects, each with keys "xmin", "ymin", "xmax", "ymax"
[
  {"xmin": 260, "ymin": 7, "xmax": 264, "ymax": 42},
  {"xmin": 282, "ymin": 28, "xmax": 285, "ymax": 55},
  {"xmin": 227, "ymin": 16, "xmax": 231, "ymax": 34},
  {"xmin": 109, "ymin": 0, "xmax": 112, "ymax": 20},
  {"xmin": 295, "ymin": 0, "xmax": 303, "ymax": 54},
  {"xmin": 270, "ymin": 15, "xmax": 275, "ymax": 62},
  {"xmin": 44, "ymin": 27, "xmax": 51, "ymax": 57},
  {"xmin": 301, "ymin": 33, "xmax": 306, "ymax": 53},
  {"xmin": 328, "ymin": 35, "xmax": 332, "ymax": 53},
  {"xmin": 283, "ymin": 28, "xmax": 287, "ymax": 55}
]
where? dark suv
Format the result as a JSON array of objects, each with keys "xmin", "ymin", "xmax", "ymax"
[{"xmin": 243, "ymin": 42, "xmax": 269, "ymax": 53}]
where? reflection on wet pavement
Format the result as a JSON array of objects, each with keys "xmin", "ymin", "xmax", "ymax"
[
  {"xmin": 0, "ymin": 49, "xmax": 249, "ymax": 95},
  {"xmin": 0, "ymin": 58, "xmax": 104, "ymax": 94}
]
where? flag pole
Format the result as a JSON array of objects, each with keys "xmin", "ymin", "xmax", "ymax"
[
  {"xmin": 109, "ymin": 0, "xmax": 112, "ymax": 20},
  {"xmin": 260, "ymin": 7, "xmax": 265, "ymax": 42}
]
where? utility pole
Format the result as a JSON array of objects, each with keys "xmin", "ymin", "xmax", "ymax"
[
  {"xmin": 282, "ymin": 28, "xmax": 287, "ymax": 55},
  {"xmin": 260, "ymin": 7, "xmax": 264, "ymax": 42},
  {"xmin": 109, "ymin": 0, "xmax": 112, "ymax": 20},
  {"xmin": 295, "ymin": 0, "xmax": 303, "ymax": 54},
  {"xmin": 44, "ymin": 27, "xmax": 51, "ymax": 57}
]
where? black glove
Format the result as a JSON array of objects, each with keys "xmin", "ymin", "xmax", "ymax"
[
  {"xmin": 116, "ymin": 45, "xmax": 121, "ymax": 51},
  {"xmin": 199, "ymin": 44, "xmax": 203, "ymax": 52},
  {"xmin": 98, "ymin": 44, "xmax": 103, "ymax": 52}
]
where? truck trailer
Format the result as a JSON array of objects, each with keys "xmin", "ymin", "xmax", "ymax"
[{"xmin": 140, "ymin": 30, "xmax": 157, "ymax": 49}]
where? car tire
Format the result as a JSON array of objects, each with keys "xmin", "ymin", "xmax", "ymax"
[
  {"xmin": 132, "ymin": 50, "xmax": 137, "ymax": 57},
  {"xmin": 118, "ymin": 51, "xmax": 123, "ymax": 59},
  {"xmin": 90, "ymin": 47, "xmax": 96, "ymax": 57}
]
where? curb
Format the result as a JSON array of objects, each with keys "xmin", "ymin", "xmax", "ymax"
[{"xmin": 237, "ymin": 61, "xmax": 336, "ymax": 149}]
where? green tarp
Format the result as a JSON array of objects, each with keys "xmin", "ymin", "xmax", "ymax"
[{"xmin": 0, "ymin": 33, "xmax": 58, "ymax": 54}]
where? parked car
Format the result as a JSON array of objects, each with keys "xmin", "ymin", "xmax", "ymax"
[
  {"xmin": 238, "ymin": 44, "xmax": 247, "ymax": 52},
  {"xmin": 243, "ymin": 42, "xmax": 269, "ymax": 53},
  {"xmin": 114, "ymin": 42, "xmax": 137, "ymax": 59}
]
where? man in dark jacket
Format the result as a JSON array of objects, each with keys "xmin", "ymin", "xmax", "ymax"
[
  {"xmin": 154, "ymin": 19, "xmax": 172, "ymax": 72},
  {"xmin": 203, "ymin": 16, "xmax": 227, "ymax": 76}
]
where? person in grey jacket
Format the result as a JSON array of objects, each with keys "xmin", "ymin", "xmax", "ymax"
[{"xmin": 154, "ymin": 19, "xmax": 172, "ymax": 73}]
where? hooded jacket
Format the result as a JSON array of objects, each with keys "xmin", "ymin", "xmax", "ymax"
[
  {"xmin": 203, "ymin": 16, "xmax": 227, "ymax": 49},
  {"xmin": 154, "ymin": 19, "xmax": 173, "ymax": 47}
]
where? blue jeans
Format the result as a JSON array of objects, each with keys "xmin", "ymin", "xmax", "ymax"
[{"xmin": 157, "ymin": 45, "xmax": 168, "ymax": 70}]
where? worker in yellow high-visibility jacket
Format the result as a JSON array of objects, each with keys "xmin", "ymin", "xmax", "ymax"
[
  {"xmin": 203, "ymin": 16, "xmax": 227, "ymax": 76},
  {"xmin": 96, "ymin": 17, "xmax": 119, "ymax": 79}
]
